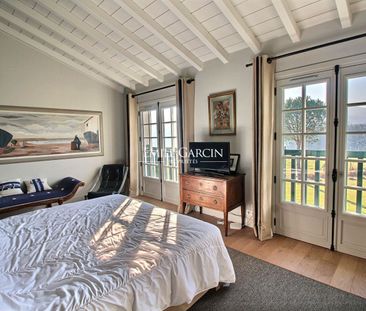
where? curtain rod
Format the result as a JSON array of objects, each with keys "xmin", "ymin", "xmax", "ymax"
[
  {"xmin": 132, "ymin": 79, "xmax": 194, "ymax": 98},
  {"xmin": 245, "ymin": 32, "xmax": 366, "ymax": 68}
]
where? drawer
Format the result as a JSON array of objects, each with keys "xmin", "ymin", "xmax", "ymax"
[
  {"xmin": 183, "ymin": 190, "xmax": 224, "ymax": 211},
  {"xmin": 182, "ymin": 177, "xmax": 224, "ymax": 196}
]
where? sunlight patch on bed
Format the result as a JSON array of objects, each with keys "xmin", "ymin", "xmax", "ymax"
[{"xmin": 90, "ymin": 198, "xmax": 142, "ymax": 261}]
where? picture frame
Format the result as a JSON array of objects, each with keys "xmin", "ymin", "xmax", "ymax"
[
  {"xmin": 230, "ymin": 154, "xmax": 240, "ymax": 173},
  {"xmin": 0, "ymin": 106, "xmax": 103, "ymax": 164},
  {"xmin": 208, "ymin": 90, "xmax": 236, "ymax": 136}
]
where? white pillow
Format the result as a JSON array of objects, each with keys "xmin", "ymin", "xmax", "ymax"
[
  {"xmin": 0, "ymin": 179, "xmax": 24, "ymax": 197},
  {"xmin": 24, "ymin": 178, "xmax": 52, "ymax": 193}
]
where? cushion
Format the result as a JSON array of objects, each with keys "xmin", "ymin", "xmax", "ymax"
[
  {"xmin": 0, "ymin": 179, "xmax": 24, "ymax": 197},
  {"xmin": 24, "ymin": 178, "xmax": 52, "ymax": 193}
]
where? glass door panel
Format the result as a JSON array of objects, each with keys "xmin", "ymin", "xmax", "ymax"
[
  {"xmin": 280, "ymin": 81, "xmax": 328, "ymax": 209},
  {"xmin": 343, "ymin": 75, "xmax": 366, "ymax": 215},
  {"xmin": 161, "ymin": 106, "xmax": 178, "ymax": 183},
  {"xmin": 141, "ymin": 109, "xmax": 160, "ymax": 179}
]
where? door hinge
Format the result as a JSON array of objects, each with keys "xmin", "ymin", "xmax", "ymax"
[
  {"xmin": 274, "ymin": 176, "xmax": 277, "ymax": 184},
  {"xmin": 138, "ymin": 111, "xmax": 141, "ymax": 117},
  {"xmin": 141, "ymin": 186, "xmax": 143, "ymax": 191},
  {"xmin": 332, "ymin": 168, "xmax": 337, "ymax": 183},
  {"xmin": 139, "ymin": 136, "xmax": 141, "ymax": 142},
  {"xmin": 274, "ymin": 132, "xmax": 277, "ymax": 140},
  {"xmin": 274, "ymin": 218, "xmax": 276, "ymax": 226},
  {"xmin": 274, "ymin": 87, "xmax": 277, "ymax": 96},
  {"xmin": 334, "ymin": 117, "xmax": 339, "ymax": 127}
]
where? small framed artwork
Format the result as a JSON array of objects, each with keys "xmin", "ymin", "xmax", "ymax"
[
  {"xmin": 208, "ymin": 90, "xmax": 236, "ymax": 136},
  {"xmin": 230, "ymin": 154, "xmax": 240, "ymax": 173}
]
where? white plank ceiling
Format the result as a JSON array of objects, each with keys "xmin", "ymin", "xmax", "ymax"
[{"xmin": 0, "ymin": 0, "xmax": 365, "ymax": 91}]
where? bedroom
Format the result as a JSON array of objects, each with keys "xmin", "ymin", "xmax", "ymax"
[{"xmin": 0, "ymin": 0, "xmax": 366, "ymax": 310}]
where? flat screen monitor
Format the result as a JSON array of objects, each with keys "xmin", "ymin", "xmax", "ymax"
[{"xmin": 188, "ymin": 142, "xmax": 230, "ymax": 174}]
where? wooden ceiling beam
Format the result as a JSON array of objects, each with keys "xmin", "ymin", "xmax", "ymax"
[
  {"xmin": 164, "ymin": 0, "xmax": 229, "ymax": 64},
  {"xmin": 0, "ymin": 21, "xmax": 125, "ymax": 92},
  {"xmin": 39, "ymin": 0, "xmax": 163, "ymax": 83},
  {"xmin": 0, "ymin": 8, "xmax": 134, "ymax": 89},
  {"xmin": 5, "ymin": 0, "xmax": 142, "ymax": 87},
  {"xmin": 213, "ymin": 0, "xmax": 261, "ymax": 54},
  {"xmin": 77, "ymin": 0, "xmax": 180, "ymax": 76},
  {"xmin": 272, "ymin": 0, "xmax": 301, "ymax": 42},
  {"xmin": 335, "ymin": 0, "xmax": 352, "ymax": 28},
  {"xmin": 116, "ymin": 0, "xmax": 203, "ymax": 71}
]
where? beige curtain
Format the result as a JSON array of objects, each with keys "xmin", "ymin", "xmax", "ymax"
[
  {"xmin": 176, "ymin": 78, "xmax": 195, "ymax": 175},
  {"xmin": 128, "ymin": 93, "xmax": 139, "ymax": 197},
  {"xmin": 252, "ymin": 55, "xmax": 275, "ymax": 241}
]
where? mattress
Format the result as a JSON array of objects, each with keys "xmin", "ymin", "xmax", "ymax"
[{"xmin": 0, "ymin": 195, "xmax": 235, "ymax": 310}]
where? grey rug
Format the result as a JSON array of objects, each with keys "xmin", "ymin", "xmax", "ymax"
[{"xmin": 190, "ymin": 248, "xmax": 366, "ymax": 311}]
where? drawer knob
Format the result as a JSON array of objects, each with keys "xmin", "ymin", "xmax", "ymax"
[
  {"xmin": 199, "ymin": 182, "xmax": 203, "ymax": 186},
  {"xmin": 187, "ymin": 194, "xmax": 191, "ymax": 198},
  {"xmin": 213, "ymin": 199, "xmax": 218, "ymax": 204},
  {"xmin": 213, "ymin": 185, "xmax": 217, "ymax": 191},
  {"xmin": 200, "ymin": 196, "xmax": 203, "ymax": 200}
]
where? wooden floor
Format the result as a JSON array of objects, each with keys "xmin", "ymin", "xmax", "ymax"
[{"xmin": 137, "ymin": 196, "xmax": 366, "ymax": 300}]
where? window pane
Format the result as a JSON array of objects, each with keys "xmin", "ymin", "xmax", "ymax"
[
  {"xmin": 150, "ymin": 124, "xmax": 157, "ymax": 137},
  {"xmin": 172, "ymin": 122, "xmax": 177, "ymax": 137},
  {"xmin": 305, "ymin": 82, "xmax": 327, "ymax": 107},
  {"xmin": 143, "ymin": 111, "xmax": 149, "ymax": 124},
  {"xmin": 282, "ymin": 158, "xmax": 301, "ymax": 181},
  {"xmin": 144, "ymin": 139, "xmax": 149, "ymax": 149},
  {"xmin": 144, "ymin": 165, "xmax": 159, "ymax": 178},
  {"xmin": 305, "ymin": 134, "xmax": 326, "ymax": 157},
  {"xmin": 143, "ymin": 125, "xmax": 149, "ymax": 137},
  {"xmin": 163, "ymin": 108, "xmax": 171, "ymax": 122},
  {"xmin": 283, "ymin": 86, "xmax": 302, "ymax": 110},
  {"xmin": 283, "ymin": 135, "xmax": 302, "ymax": 156},
  {"xmin": 347, "ymin": 105, "xmax": 366, "ymax": 132},
  {"xmin": 344, "ymin": 188, "xmax": 366, "ymax": 215},
  {"xmin": 283, "ymin": 181, "xmax": 301, "ymax": 204},
  {"xmin": 305, "ymin": 109, "xmax": 327, "ymax": 133},
  {"xmin": 172, "ymin": 107, "xmax": 177, "ymax": 121},
  {"xmin": 348, "ymin": 76, "xmax": 366, "ymax": 104},
  {"xmin": 346, "ymin": 134, "xmax": 366, "ymax": 160},
  {"xmin": 150, "ymin": 110, "xmax": 157, "ymax": 123},
  {"xmin": 150, "ymin": 138, "xmax": 158, "ymax": 148},
  {"xmin": 346, "ymin": 161, "xmax": 366, "ymax": 188},
  {"xmin": 144, "ymin": 164, "xmax": 151, "ymax": 177},
  {"xmin": 283, "ymin": 111, "xmax": 302, "ymax": 133},
  {"xmin": 305, "ymin": 159, "xmax": 326, "ymax": 183},
  {"xmin": 164, "ymin": 123, "xmax": 172, "ymax": 137},
  {"xmin": 165, "ymin": 138, "xmax": 172, "ymax": 148},
  {"xmin": 305, "ymin": 184, "xmax": 325, "ymax": 208}
]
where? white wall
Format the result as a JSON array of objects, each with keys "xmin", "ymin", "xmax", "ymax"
[
  {"xmin": 194, "ymin": 50, "xmax": 254, "ymax": 226},
  {"xmin": 0, "ymin": 32, "xmax": 125, "ymax": 204}
]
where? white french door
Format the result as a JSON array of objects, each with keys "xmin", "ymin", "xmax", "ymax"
[
  {"xmin": 337, "ymin": 65, "xmax": 366, "ymax": 258},
  {"xmin": 275, "ymin": 73, "xmax": 334, "ymax": 247},
  {"xmin": 138, "ymin": 98, "xmax": 179, "ymax": 205}
]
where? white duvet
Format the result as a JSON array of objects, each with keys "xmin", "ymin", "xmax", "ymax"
[{"xmin": 0, "ymin": 195, "xmax": 235, "ymax": 311}]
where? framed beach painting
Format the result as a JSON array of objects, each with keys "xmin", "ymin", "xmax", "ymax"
[
  {"xmin": 208, "ymin": 90, "xmax": 236, "ymax": 135},
  {"xmin": 0, "ymin": 106, "xmax": 103, "ymax": 164}
]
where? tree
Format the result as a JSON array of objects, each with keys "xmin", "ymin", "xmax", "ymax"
[
  {"xmin": 284, "ymin": 96, "xmax": 326, "ymax": 181},
  {"xmin": 284, "ymin": 96, "xmax": 326, "ymax": 153}
]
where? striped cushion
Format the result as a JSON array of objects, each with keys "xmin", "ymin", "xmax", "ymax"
[
  {"xmin": 24, "ymin": 178, "xmax": 52, "ymax": 193},
  {"xmin": 0, "ymin": 179, "xmax": 24, "ymax": 197}
]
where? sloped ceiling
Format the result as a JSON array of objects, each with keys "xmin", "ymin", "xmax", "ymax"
[{"xmin": 0, "ymin": 0, "xmax": 365, "ymax": 91}]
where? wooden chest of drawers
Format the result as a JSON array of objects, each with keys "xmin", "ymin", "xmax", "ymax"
[{"xmin": 179, "ymin": 173, "xmax": 245, "ymax": 236}]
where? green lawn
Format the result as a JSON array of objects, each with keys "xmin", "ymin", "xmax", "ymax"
[{"xmin": 283, "ymin": 158, "xmax": 366, "ymax": 214}]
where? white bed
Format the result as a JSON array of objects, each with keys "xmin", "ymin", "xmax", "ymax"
[{"xmin": 0, "ymin": 195, "xmax": 235, "ymax": 311}]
